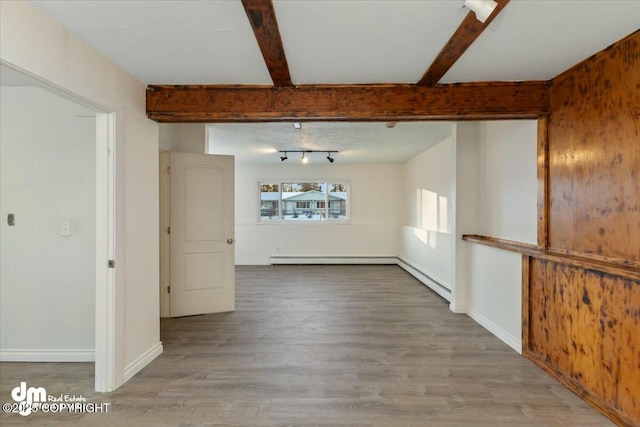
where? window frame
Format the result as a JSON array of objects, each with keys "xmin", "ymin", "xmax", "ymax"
[{"xmin": 258, "ymin": 180, "xmax": 350, "ymax": 224}]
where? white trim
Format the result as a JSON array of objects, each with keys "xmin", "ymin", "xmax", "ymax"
[
  {"xmin": 270, "ymin": 256, "xmax": 397, "ymax": 265},
  {"xmin": 466, "ymin": 307, "xmax": 522, "ymax": 354},
  {"xmin": 448, "ymin": 304, "xmax": 467, "ymax": 314},
  {"xmin": 95, "ymin": 112, "xmax": 117, "ymax": 392},
  {"xmin": 0, "ymin": 349, "xmax": 95, "ymax": 362},
  {"xmin": 396, "ymin": 257, "xmax": 452, "ymax": 302},
  {"xmin": 159, "ymin": 152, "xmax": 171, "ymax": 318},
  {"xmin": 123, "ymin": 342, "xmax": 163, "ymax": 383}
]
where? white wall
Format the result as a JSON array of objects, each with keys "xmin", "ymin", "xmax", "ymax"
[
  {"xmin": 159, "ymin": 123, "xmax": 206, "ymax": 153},
  {"xmin": 235, "ymin": 163, "xmax": 401, "ymax": 265},
  {"xmin": 1, "ymin": 1, "xmax": 161, "ymax": 388},
  {"xmin": 0, "ymin": 87, "xmax": 95, "ymax": 360},
  {"xmin": 451, "ymin": 122, "xmax": 480, "ymax": 312},
  {"xmin": 399, "ymin": 135, "xmax": 455, "ymax": 294},
  {"xmin": 396, "ymin": 121, "xmax": 536, "ymax": 352},
  {"xmin": 476, "ymin": 121, "xmax": 537, "ymax": 243},
  {"xmin": 465, "ymin": 120, "xmax": 537, "ymax": 353}
]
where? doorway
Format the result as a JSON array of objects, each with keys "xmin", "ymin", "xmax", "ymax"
[{"xmin": 0, "ymin": 65, "xmax": 116, "ymax": 391}]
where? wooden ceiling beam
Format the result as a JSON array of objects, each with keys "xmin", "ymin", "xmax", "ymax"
[
  {"xmin": 146, "ymin": 81, "xmax": 549, "ymax": 123},
  {"xmin": 417, "ymin": 0, "xmax": 511, "ymax": 86},
  {"xmin": 241, "ymin": 0, "xmax": 292, "ymax": 87}
]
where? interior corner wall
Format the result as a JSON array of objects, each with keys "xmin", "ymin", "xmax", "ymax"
[
  {"xmin": 0, "ymin": 86, "xmax": 96, "ymax": 360},
  {"xmin": 451, "ymin": 122, "xmax": 480, "ymax": 312},
  {"xmin": 158, "ymin": 124, "xmax": 177, "ymax": 152},
  {"xmin": 160, "ymin": 123, "xmax": 206, "ymax": 153},
  {"xmin": 235, "ymin": 163, "xmax": 401, "ymax": 265},
  {"xmin": 398, "ymin": 135, "xmax": 455, "ymax": 293},
  {"xmin": 1, "ymin": 1, "xmax": 161, "ymax": 388},
  {"xmin": 465, "ymin": 120, "xmax": 537, "ymax": 353}
]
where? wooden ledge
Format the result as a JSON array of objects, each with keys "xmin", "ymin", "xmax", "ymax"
[{"xmin": 462, "ymin": 234, "xmax": 640, "ymax": 281}]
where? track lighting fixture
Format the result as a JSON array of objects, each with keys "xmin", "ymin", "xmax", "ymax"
[
  {"xmin": 278, "ymin": 150, "xmax": 338, "ymax": 163},
  {"xmin": 463, "ymin": 0, "xmax": 498, "ymax": 23}
]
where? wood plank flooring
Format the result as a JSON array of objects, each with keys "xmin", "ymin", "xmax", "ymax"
[{"xmin": 0, "ymin": 265, "xmax": 613, "ymax": 426}]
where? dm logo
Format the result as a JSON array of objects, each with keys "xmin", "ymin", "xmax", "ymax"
[{"xmin": 11, "ymin": 382, "xmax": 46, "ymax": 416}]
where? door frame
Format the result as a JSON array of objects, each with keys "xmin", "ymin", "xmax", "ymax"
[
  {"xmin": 94, "ymin": 112, "xmax": 117, "ymax": 391},
  {"xmin": 159, "ymin": 151, "xmax": 171, "ymax": 318},
  {"xmin": 0, "ymin": 61, "xmax": 119, "ymax": 392}
]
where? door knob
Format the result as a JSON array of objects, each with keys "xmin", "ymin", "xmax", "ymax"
[{"xmin": 227, "ymin": 238, "xmax": 234, "ymax": 244}]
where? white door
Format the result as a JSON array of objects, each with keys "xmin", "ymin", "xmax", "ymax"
[{"xmin": 170, "ymin": 152, "xmax": 235, "ymax": 317}]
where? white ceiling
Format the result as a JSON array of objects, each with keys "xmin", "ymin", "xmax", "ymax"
[
  {"xmin": 30, "ymin": 0, "xmax": 273, "ymax": 85},
  {"xmin": 207, "ymin": 121, "xmax": 453, "ymax": 164},
  {"xmin": 442, "ymin": 0, "xmax": 640, "ymax": 83},
  {"xmin": 28, "ymin": 0, "xmax": 640, "ymax": 85},
  {"xmin": 24, "ymin": 0, "xmax": 639, "ymax": 164},
  {"xmin": 274, "ymin": 1, "xmax": 466, "ymax": 84}
]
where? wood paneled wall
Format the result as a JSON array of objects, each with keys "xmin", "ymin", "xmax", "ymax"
[
  {"xmin": 525, "ymin": 30, "xmax": 640, "ymax": 426},
  {"xmin": 547, "ymin": 31, "xmax": 640, "ymax": 265},
  {"xmin": 524, "ymin": 258, "xmax": 640, "ymax": 425}
]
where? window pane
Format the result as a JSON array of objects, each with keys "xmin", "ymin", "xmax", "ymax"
[
  {"xmin": 260, "ymin": 183, "xmax": 279, "ymax": 220},
  {"xmin": 282, "ymin": 182, "xmax": 326, "ymax": 220},
  {"xmin": 328, "ymin": 183, "xmax": 348, "ymax": 220}
]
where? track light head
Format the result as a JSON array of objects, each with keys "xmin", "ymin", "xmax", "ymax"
[
  {"xmin": 301, "ymin": 152, "xmax": 308, "ymax": 164},
  {"xmin": 327, "ymin": 153, "xmax": 335, "ymax": 163},
  {"xmin": 280, "ymin": 152, "xmax": 288, "ymax": 161}
]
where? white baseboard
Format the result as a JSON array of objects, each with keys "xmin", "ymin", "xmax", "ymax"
[
  {"xmin": 270, "ymin": 255, "xmax": 397, "ymax": 265},
  {"xmin": 268, "ymin": 255, "xmax": 452, "ymax": 304},
  {"xmin": 396, "ymin": 257, "xmax": 452, "ymax": 302},
  {"xmin": 466, "ymin": 307, "xmax": 522, "ymax": 354},
  {"xmin": 0, "ymin": 349, "xmax": 95, "ymax": 362},
  {"xmin": 123, "ymin": 342, "xmax": 163, "ymax": 383},
  {"xmin": 449, "ymin": 304, "xmax": 466, "ymax": 314}
]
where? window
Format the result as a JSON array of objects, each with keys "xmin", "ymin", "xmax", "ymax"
[
  {"xmin": 260, "ymin": 184, "xmax": 279, "ymax": 219},
  {"xmin": 259, "ymin": 181, "xmax": 349, "ymax": 222}
]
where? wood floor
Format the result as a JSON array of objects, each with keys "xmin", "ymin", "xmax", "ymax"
[{"xmin": 0, "ymin": 265, "xmax": 612, "ymax": 426}]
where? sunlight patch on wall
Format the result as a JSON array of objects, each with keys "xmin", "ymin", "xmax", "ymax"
[
  {"xmin": 421, "ymin": 189, "xmax": 438, "ymax": 231},
  {"xmin": 415, "ymin": 189, "xmax": 450, "ymax": 241},
  {"xmin": 439, "ymin": 195, "xmax": 449, "ymax": 233},
  {"xmin": 413, "ymin": 227, "xmax": 427, "ymax": 245},
  {"xmin": 428, "ymin": 230, "xmax": 438, "ymax": 249}
]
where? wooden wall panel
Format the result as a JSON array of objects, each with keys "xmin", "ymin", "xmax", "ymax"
[
  {"xmin": 527, "ymin": 259, "xmax": 640, "ymax": 425},
  {"xmin": 548, "ymin": 31, "xmax": 640, "ymax": 264},
  {"xmin": 537, "ymin": 116, "xmax": 549, "ymax": 249}
]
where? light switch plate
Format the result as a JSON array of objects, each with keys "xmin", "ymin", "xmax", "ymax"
[{"xmin": 61, "ymin": 221, "xmax": 71, "ymax": 237}]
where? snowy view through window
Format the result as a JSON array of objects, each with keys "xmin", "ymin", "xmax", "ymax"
[{"xmin": 260, "ymin": 182, "xmax": 349, "ymax": 221}]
